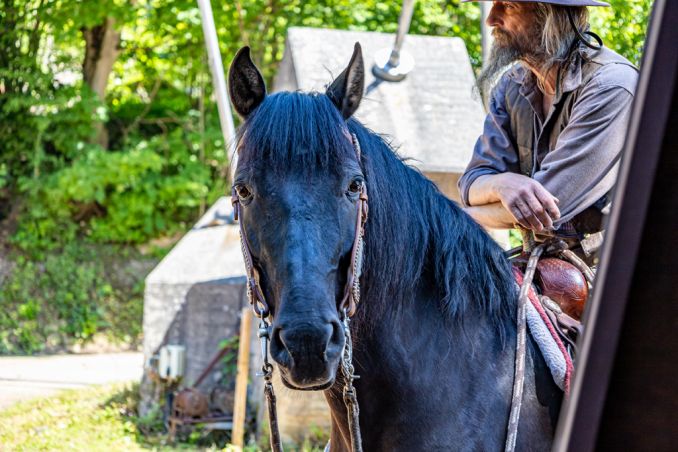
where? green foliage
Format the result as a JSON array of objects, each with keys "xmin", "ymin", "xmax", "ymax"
[
  {"xmin": 590, "ymin": 0, "xmax": 653, "ymax": 66},
  {"xmin": 218, "ymin": 335, "xmax": 240, "ymax": 382},
  {"xmin": 0, "ymin": 0, "xmax": 128, "ymax": 185},
  {"xmin": 299, "ymin": 424, "xmax": 332, "ymax": 452},
  {"xmin": 13, "ymin": 129, "xmax": 225, "ymax": 254},
  {"xmin": 0, "ymin": 243, "xmax": 147, "ymax": 354},
  {"xmin": 508, "ymin": 229, "xmax": 523, "ymax": 250},
  {"xmin": 0, "ymin": 0, "xmax": 653, "ymax": 353}
]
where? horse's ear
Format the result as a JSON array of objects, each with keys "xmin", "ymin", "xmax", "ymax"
[
  {"xmin": 228, "ymin": 47, "xmax": 266, "ymax": 119},
  {"xmin": 326, "ymin": 42, "xmax": 364, "ymax": 120}
]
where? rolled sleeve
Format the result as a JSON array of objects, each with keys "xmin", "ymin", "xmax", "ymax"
[
  {"xmin": 534, "ymin": 76, "xmax": 636, "ymax": 227},
  {"xmin": 458, "ymin": 76, "xmax": 521, "ymax": 207}
]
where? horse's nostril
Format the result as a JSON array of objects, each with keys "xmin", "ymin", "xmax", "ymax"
[
  {"xmin": 330, "ymin": 319, "xmax": 343, "ymax": 346},
  {"xmin": 270, "ymin": 325, "xmax": 294, "ymax": 369},
  {"xmin": 272, "ymin": 326, "xmax": 287, "ymax": 353}
]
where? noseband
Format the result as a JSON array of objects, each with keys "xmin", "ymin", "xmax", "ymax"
[{"xmin": 231, "ymin": 132, "xmax": 368, "ymax": 452}]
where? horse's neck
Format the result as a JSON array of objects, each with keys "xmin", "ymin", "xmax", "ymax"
[
  {"xmin": 324, "ymin": 229, "xmax": 559, "ymax": 450},
  {"xmin": 356, "ymin": 278, "xmax": 506, "ymax": 370},
  {"xmin": 325, "ymin": 278, "xmax": 514, "ymax": 448}
]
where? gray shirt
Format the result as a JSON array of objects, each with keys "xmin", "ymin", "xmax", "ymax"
[{"xmin": 458, "ymin": 46, "xmax": 638, "ymax": 230}]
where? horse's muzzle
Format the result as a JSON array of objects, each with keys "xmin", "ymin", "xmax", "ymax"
[{"xmin": 270, "ymin": 319, "xmax": 344, "ymax": 389}]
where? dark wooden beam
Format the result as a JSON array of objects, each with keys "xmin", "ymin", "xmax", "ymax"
[{"xmin": 554, "ymin": 0, "xmax": 678, "ymax": 450}]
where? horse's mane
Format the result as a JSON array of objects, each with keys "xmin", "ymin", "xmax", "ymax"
[{"xmin": 237, "ymin": 91, "xmax": 517, "ymax": 333}]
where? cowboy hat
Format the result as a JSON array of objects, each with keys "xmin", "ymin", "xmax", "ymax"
[
  {"xmin": 463, "ymin": 0, "xmax": 609, "ymax": 50},
  {"xmin": 461, "ymin": 0, "xmax": 609, "ymax": 6}
]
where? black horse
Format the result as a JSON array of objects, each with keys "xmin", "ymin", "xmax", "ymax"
[{"xmin": 228, "ymin": 44, "xmax": 562, "ymax": 451}]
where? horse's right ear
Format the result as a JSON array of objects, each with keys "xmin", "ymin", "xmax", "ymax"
[
  {"xmin": 228, "ymin": 47, "xmax": 266, "ymax": 119},
  {"xmin": 326, "ymin": 42, "xmax": 364, "ymax": 120}
]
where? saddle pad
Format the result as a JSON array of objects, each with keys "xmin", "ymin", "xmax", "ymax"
[{"xmin": 514, "ymin": 270, "xmax": 574, "ymax": 395}]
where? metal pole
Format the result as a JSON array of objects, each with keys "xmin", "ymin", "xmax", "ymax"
[
  {"xmin": 372, "ymin": 0, "xmax": 416, "ymax": 82},
  {"xmin": 388, "ymin": 0, "xmax": 416, "ymax": 67},
  {"xmin": 197, "ymin": 0, "xmax": 237, "ymax": 162}
]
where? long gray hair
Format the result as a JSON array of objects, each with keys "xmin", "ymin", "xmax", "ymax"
[{"xmin": 534, "ymin": 4, "xmax": 589, "ymax": 74}]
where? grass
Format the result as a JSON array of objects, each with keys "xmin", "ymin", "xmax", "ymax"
[
  {"xmin": 509, "ymin": 228, "xmax": 523, "ymax": 249},
  {"xmin": 0, "ymin": 383, "xmax": 328, "ymax": 451},
  {"xmin": 0, "ymin": 383, "xmax": 196, "ymax": 451}
]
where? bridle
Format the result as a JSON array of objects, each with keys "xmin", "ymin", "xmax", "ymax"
[
  {"xmin": 231, "ymin": 132, "xmax": 563, "ymax": 451},
  {"xmin": 231, "ymin": 132, "xmax": 368, "ymax": 452}
]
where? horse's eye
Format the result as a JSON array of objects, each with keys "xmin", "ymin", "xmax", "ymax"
[
  {"xmin": 235, "ymin": 184, "xmax": 252, "ymax": 201},
  {"xmin": 347, "ymin": 179, "xmax": 363, "ymax": 195}
]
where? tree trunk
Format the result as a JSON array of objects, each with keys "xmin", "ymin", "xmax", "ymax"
[{"xmin": 82, "ymin": 17, "xmax": 121, "ymax": 148}]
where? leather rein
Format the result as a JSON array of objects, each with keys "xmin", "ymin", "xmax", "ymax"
[{"xmin": 231, "ymin": 132, "xmax": 368, "ymax": 452}]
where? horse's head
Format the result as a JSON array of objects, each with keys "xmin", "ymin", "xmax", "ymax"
[{"xmin": 228, "ymin": 44, "xmax": 365, "ymax": 390}]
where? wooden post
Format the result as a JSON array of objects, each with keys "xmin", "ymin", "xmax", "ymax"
[{"xmin": 232, "ymin": 307, "xmax": 253, "ymax": 448}]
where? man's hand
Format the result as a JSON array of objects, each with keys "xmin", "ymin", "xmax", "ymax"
[
  {"xmin": 491, "ymin": 173, "xmax": 561, "ymax": 231},
  {"xmin": 467, "ymin": 173, "xmax": 561, "ymax": 232}
]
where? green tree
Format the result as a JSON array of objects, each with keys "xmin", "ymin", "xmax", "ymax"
[
  {"xmin": 589, "ymin": 0, "xmax": 652, "ymax": 66},
  {"xmin": 0, "ymin": 0, "xmax": 653, "ymax": 353}
]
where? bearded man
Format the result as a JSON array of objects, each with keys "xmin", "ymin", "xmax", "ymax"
[{"xmin": 458, "ymin": 0, "xmax": 638, "ymax": 257}]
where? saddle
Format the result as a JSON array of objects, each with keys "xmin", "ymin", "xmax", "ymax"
[{"xmin": 511, "ymin": 243, "xmax": 592, "ymax": 355}]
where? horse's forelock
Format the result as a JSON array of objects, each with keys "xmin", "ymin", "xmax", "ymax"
[{"xmin": 236, "ymin": 91, "xmax": 355, "ymax": 174}]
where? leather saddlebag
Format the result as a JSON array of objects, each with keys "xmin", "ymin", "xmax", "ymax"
[{"xmin": 535, "ymin": 257, "xmax": 588, "ymax": 320}]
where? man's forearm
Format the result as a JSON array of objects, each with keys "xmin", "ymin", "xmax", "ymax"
[
  {"xmin": 466, "ymin": 174, "xmax": 500, "ymax": 206},
  {"xmin": 465, "ymin": 172, "xmax": 560, "ymax": 232},
  {"xmin": 463, "ymin": 203, "xmax": 517, "ymax": 230}
]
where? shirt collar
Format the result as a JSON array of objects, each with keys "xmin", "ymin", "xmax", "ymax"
[
  {"xmin": 507, "ymin": 65, "xmax": 541, "ymax": 109},
  {"xmin": 560, "ymin": 49, "xmax": 586, "ymax": 94}
]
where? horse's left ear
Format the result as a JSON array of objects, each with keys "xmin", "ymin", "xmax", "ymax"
[
  {"xmin": 228, "ymin": 46, "xmax": 267, "ymax": 119},
  {"xmin": 326, "ymin": 42, "xmax": 364, "ymax": 120}
]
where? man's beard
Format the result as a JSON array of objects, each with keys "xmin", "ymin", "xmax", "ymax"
[{"xmin": 477, "ymin": 25, "xmax": 546, "ymax": 100}]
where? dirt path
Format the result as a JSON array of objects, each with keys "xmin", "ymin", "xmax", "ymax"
[{"xmin": 0, "ymin": 352, "xmax": 143, "ymax": 410}]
